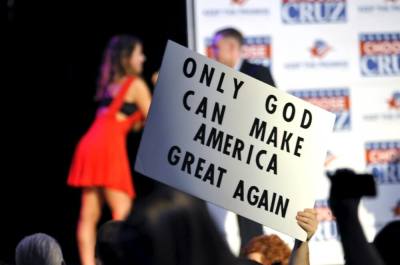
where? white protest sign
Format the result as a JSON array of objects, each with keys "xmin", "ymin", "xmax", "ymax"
[{"xmin": 135, "ymin": 40, "xmax": 335, "ymax": 240}]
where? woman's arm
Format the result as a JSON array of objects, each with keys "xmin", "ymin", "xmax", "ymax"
[{"xmin": 289, "ymin": 208, "xmax": 318, "ymax": 265}]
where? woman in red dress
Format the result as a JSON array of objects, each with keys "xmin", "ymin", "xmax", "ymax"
[{"xmin": 67, "ymin": 35, "xmax": 151, "ymax": 265}]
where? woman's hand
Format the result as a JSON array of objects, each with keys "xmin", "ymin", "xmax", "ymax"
[{"xmin": 296, "ymin": 208, "xmax": 318, "ymax": 241}]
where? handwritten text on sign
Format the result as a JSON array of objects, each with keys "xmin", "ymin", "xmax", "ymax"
[{"xmin": 135, "ymin": 41, "xmax": 335, "ymax": 240}]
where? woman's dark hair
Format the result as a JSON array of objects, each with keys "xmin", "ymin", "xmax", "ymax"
[
  {"xmin": 96, "ymin": 187, "xmax": 238, "ymax": 265},
  {"xmin": 96, "ymin": 34, "xmax": 142, "ymax": 100},
  {"xmin": 134, "ymin": 188, "xmax": 238, "ymax": 265},
  {"xmin": 373, "ymin": 220, "xmax": 400, "ymax": 265}
]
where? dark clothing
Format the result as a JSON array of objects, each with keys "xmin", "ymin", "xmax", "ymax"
[
  {"xmin": 373, "ymin": 220, "xmax": 400, "ymax": 265},
  {"xmin": 99, "ymin": 97, "xmax": 138, "ymax": 116},
  {"xmin": 239, "ymin": 60, "xmax": 275, "ymax": 87}
]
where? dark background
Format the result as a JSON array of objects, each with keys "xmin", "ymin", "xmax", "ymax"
[{"xmin": 4, "ymin": 1, "xmax": 187, "ymax": 264}]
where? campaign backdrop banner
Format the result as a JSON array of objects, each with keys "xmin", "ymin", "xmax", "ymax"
[{"xmin": 186, "ymin": 0, "xmax": 400, "ymax": 264}]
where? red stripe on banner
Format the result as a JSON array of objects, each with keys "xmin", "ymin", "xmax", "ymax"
[
  {"xmin": 361, "ymin": 40, "xmax": 400, "ymax": 56},
  {"xmin": 242, "ymin": 45, "xmax": 271, "ymax": 59},
  {"xmin": 306, "ymin": 97, "xmax": 348, "ymax": 112},
  {"xmin": 366, "ymin": 149, "xmax": 399, "ymax": 164},
  {"xmin": 360, "ymin": 41, "xmax": 367, "ymax": 56},
  {"xmin": 343, "ymin": 96, "xmax": 350, "ymax": 109}
]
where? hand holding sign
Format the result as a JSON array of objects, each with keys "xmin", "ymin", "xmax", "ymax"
[
  {"xmin": 135, "ymin": 40, "xmax": 335, "ymax": 240},
  {"xmin": 296, "ymin": 208, "xmax": 318, "ymax": 241}
]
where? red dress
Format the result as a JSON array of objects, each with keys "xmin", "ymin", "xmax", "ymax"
[{"xmin": 67, "ymin": 76, "xmax": 143, "ymax": 198}]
